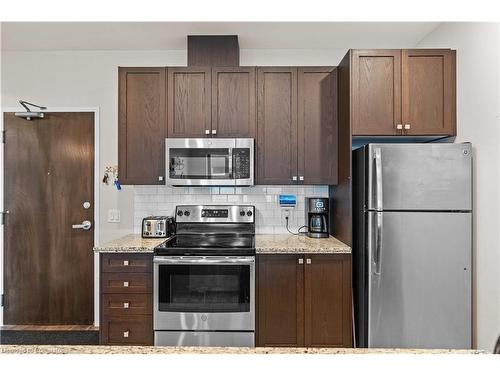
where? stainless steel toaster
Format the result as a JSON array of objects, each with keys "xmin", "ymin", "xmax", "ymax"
[{"xmin": 142, "ymin": 216, "xmax": 174, "ymax": 238}]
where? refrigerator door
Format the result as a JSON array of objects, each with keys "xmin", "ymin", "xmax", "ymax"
[
  {"xmin": 366, "ymin": 143, "xmax": 472, "ymax": 211},
  {"xmin": 367, "ymin": 211, "xmax": 472, "ymax": 349}
]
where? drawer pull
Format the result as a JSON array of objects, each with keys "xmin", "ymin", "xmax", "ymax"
[
  {"xmin": 123, "ymin": 331, "xmax": 129, "ymax": 338},
  {"xmin": 123, "ymin": 260, "xmax": 129, "ymax": 266},
  {"xmin": 298, "ymin": 258, "xmax": 304, "ymax": 264},
  {"xmin": 123, "ymin": 281, "xmax": 129, "ymax": 287},
  {"xmin": 123, "ymin": 302, "xmax": 129, "ymax": 309},
  {"xmin": 306, "ymin": 258, "xmax": 312, "ymax": 264}
]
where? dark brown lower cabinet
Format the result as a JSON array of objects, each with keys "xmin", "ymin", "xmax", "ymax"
[
  {"xmin": 256, "ymin": 254, "xmax": 352, "ymax": 347},
  {"xmin": 100, "ymin": 253, "xmax": 153, "ymax": 345}
]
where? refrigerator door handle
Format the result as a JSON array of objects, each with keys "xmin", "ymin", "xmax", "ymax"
[
  {"xmin": 374, "ymin": 147, "xmax": 383, "ymax": 210},
  {"xmin": 374, "ymin": 212, "xmax": 383, "ymax": 275}
]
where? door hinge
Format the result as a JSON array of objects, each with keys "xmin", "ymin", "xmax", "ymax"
[
  {"xmin": 1, "ymin": 294, "xmax": 4, "ymax": 307},
  {"xmin": 2, "ymin": 130, "xmax": 5, "ymax": 144},
  {"xmin": 1, "ymin": 211, "xmax": 8, "ymax": 225}
]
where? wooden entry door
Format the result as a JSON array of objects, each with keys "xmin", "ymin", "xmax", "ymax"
[{"xmin": 3, "ymin": 112, "xmax": 94, "ymax": 324}]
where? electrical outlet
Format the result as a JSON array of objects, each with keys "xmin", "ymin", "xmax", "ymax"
[
  {"xmin": 108, "ymin": 209, "xmax": 121, "ymax": 223},
  {"xmin": 281, "ymin": 208, "xmax": 291, "ymax": 226}
]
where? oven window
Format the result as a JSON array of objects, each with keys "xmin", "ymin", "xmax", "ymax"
[
  {"xmin": 158, "ymin": 264, "xmax": 250, "ymax": 313},
  {"xmin": 169, "ymin": 148, "xmax": 231, "ymax": 180}
]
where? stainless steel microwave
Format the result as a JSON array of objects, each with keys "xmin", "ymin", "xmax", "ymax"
[{"xmin": 165, "ymin": 138, "xmax": 254, "ymax": 186}]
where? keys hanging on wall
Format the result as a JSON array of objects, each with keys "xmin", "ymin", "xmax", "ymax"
[{"xmin": 103, "ymin": 166, "xmax": 121, "ymax": 190}]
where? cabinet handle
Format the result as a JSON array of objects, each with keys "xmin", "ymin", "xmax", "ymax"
[
  {"xmin": 404, "ymin": 124, "xmax": 411, "ymax": 130},
  {"xmin": 306, "ymin": 258, "xmax": 312, "ymax": 264},
  {"xmin": 292, "ymin": 176, "xmax": 297, "ymax": 181},
  {"xmin": 123, "ymin": 331, "xmax": 129, "ymax": 338},
  {"xmin": 298, "ymin": 258, "xmax": 304, "ymax": 264},
  {"xmin": 205, "ymin": 129, "xmax": 210, "ymax": 135},
  {"xmin": 211, "ymin": 129, "xmax": 217, "ymax": 135},
  {"xmin": 158, "ymin": 176, "xmax": 164, "ymax": 182},
  {"xmin": 123, "ymin": 302, "xmax": 129, "ymax": 309},
  {"xmin": 123, "ymin": 281, "xmax": 129, "ymax": 287},
  {"xmin": 299, "ymin": 176, "xmax": 304, "ymax": 181},
  {"xmin": 123, "ymin": 260, "xmax": 129, "ymax": 266},
  {"xmin": 396, "ymin": 124, "xmax": 403, "ymax": 135}
]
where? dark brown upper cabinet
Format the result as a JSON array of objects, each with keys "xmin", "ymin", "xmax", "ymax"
[
  {"xmin": 351, "ymin": 50, "xmax": 402, "ymax": 136},
  {"xmin": 167, "ymin": 67, "xmax": 212, "ymax": 138},
  {"xmin": 118, "ymin": 67, "xmax": 167, "ymax": 185},
  {"xmin": 212, "ymin": 67, "xmax": 256, "ymax": 137},
  {"xmin": 298, "ymin": 67, "xmax": 338, "ymax": 185},
  {"xmin": 188, "ymin": 35, "xmax": 240, "ymax": 67},
  {"xmin": 402, "ymin": 49, "xmax": 456, "ymax": 136},
  {"xmin": 256, "ymin": 67, "xmax": 338, "ymax": 185},
  {"xmin": 256, "ymin": 254, "xmax": 352, "ymax": 348},
  {"xmin": 350, "ymin": 49, "xmax": 456, "ymax": 137},
  {"xmin": 256, "ymin": 67, "xmax": 298, "ymax": 185}
]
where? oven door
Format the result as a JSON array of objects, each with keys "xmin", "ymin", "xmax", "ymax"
[
  {"xmin": 153, "ymin": 256, "xmax": 255, "ymax": 331},
  {"xmin": 166, "ymin": 138, "xmax": 235, "ymax": 186}
]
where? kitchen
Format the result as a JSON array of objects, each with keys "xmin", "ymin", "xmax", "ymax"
[{"xmin": 1, "ymin": 16, "xmax": 500, "ymax": 369}]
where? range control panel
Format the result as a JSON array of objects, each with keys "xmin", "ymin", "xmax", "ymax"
[
  {"xmin": 201, "ymin": 209, "xmax": 229, "ymax": 218},
  {"xmin": 175, "ymin": 205, "xmax": 255, "ymax": 223}
]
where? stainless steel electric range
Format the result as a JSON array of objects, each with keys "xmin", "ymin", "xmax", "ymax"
[{"xmin": 153, "ymin": 205, "xmax": 255, "ymax": 347}]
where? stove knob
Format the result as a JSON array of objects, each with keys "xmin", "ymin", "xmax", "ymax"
[
  {"xmin": 246, "ymin": 210, "xmax": 253, "ymax": 217},
  {"xmin": 240, "ymin": 210, "xmax": 245, "ymax": 216},
  {"xmin": 184, "ymin": 211, "xmax": 190, "ymax": 216},
  {"xmin": 177, "ymin": 210, "xmax": 183, "ymax": 216}
]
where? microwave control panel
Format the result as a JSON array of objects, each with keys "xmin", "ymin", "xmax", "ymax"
[{"xmin": 233, "ymin": 148, "xmax": 250, "ymax": 179}]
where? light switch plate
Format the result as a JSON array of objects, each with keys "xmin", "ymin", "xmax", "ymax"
[{"xmin": 108, "ymin": 209, "xmax": 121, "ymax": 223}]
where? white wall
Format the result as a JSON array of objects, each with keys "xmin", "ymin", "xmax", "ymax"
[
  {"xmin": 0, "ymin": 48, "xmax": 347, "ymax": 245},
  {"xmin": 417, "ymin": 22, "xmax": 500, "ymax": 351}
]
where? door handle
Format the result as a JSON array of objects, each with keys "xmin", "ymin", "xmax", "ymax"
[
  {"xmin": 292, "ymin": 176, "xmax": 297, "ymax": 181},
  {"xmin": 72, "ymin": 220, "xmax": 92, "ymax": 230},
  {"xmin": 374, "ymin": 212, "xmax": 383, "ymax": 275},
  {"xmin": 374, "ymin": 148, "xmax": 383, "ymax": 211},
  {"xmin": 205, "ymin": 129, "xmax": 210, "ymax": 135},
  {"xmin": 298, "ymin": 258, "xmax": 304, "ymax": 264},
  {"xmin": 211, "ymin": 129, "xmax": 217, "ymax": 135}
]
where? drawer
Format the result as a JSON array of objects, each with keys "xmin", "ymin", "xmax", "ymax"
[
  {"xmin": 101, "ymin": 253, "xmax": 152, "ymax": 273},
  {"xmin": 102, "ymin": 293, "xmax": 152, "ymax": 317},
  {"xmin": 100, "ymin": 315, "xmax": 153, "ymax": 345},
  {"xmin": 101, "ymin": 273, "xmax": 152, "ymax": 294}
]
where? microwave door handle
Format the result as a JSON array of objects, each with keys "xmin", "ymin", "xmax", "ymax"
[{"xmin": 228, "ymin": 148, "xmax": 233, "ymax": 179}]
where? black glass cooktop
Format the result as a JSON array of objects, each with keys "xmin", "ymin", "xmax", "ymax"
[{"xmin": 155, "ymin": 233, "xmax": 255, "ymax": 256}]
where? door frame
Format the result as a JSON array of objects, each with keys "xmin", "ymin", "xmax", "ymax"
[{"xmin": 0, "ymin": 107, "xmax": 100, "ymax": 326}]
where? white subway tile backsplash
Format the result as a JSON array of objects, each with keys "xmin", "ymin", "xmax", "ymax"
[
  {"xmin": 219, "ymin": 187, "xmax": 235, "ymax": 194},
  {"xmin": 133, "ymin": 185, "xmax": 328, "ymax": 234}
]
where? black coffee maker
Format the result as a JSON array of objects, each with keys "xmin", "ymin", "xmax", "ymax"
[{"xmin": 305, "ymin": 197, "xmax": 329, "ymax": 238}]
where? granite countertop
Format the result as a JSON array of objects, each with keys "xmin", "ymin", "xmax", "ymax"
[
  {"xmin": 255, "ymin": 234, "xmax": 351, "ymax": 254},
  {"xmin": 93, "ymin": 234, "xmax": 167, "ymax": 253},
  {"xmin": 0, "ymin": 345, "xmax": 487, "ymax": 355},
  {"xmin": 94, "ymin": 234, "xmax": 350, "ymax": 254}
]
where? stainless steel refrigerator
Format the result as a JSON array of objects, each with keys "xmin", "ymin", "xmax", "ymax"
[{"xmin": 352, "ymin": 143, "xmax": 472, "ymax": 349}]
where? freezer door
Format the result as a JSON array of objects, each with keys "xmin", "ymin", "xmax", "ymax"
[
  {"xmin": 367, "ymin": 143, "xmax": 472, "ymax": 211},
  {"xmin": 367, "ymin": 211, "xmax": 472, "ymax": 349}
]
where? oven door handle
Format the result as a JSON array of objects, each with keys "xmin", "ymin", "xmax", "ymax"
[{"xmin": 153, "ymin": 256, "xmax": 255, "ymax": 265}]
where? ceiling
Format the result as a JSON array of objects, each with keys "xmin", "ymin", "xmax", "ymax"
[{"xmin": 1, "ymin": 22, "xmax": 441, "ymax": 51}]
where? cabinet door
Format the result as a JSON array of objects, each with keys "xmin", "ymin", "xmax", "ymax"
[
  {"xmin": 298, "ymin": 67, "xmax": 338, "ymax": 184},
  {"xmin": 256, "ymin": 67, "xmax": 298, "ymax": 184},
  {"xmin": 351, "ymin": 50, "xmax": 402, "ymax": 136},
  {"xmin": 212, "ymin": 67, "xmax": 256, "ymax": 137},
  {"xmin": 167, "ymin": 67, "xmax": 211, "ymax": 137},
  {"xmin": 256, "ymin": 255, "xmax": 304, "ymax": 347},
  {"xmin": 402, "ymin": 49, "xmax": 455, "ymax": 136},
  {"xmin": 118, "ymin": 67, "xmax": 166, "ymax": 184},
  {"xmin": 304, "ymin": 254, "xmax": 352, "ymax": 347}
]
